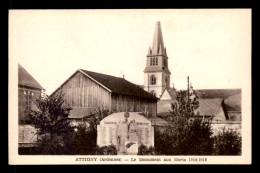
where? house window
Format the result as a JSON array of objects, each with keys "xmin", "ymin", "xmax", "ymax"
[
  {"xmin": 150, "ymin": 75, "xmax": 156, "ymax": 85},
  {"xmin": 155, "ymin": 57, "xmax": 158, "ymax": 65},
  {"xmin": 25, "ymin": 90, "xmax": 34, "ymax": 112}
]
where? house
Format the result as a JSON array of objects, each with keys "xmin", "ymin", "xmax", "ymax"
[
  {"xmin": 18, "ymin": 64, "xmax": 44, "ymax": 147},
  {"xmin": 51, "ymin": 69, "xmax": 159, "ymax": 121},
  {"xmin": 18, "ymin": 64, "xmax": 44, "ymax": 124},
  {"xmin": 157, "ymin": 86, "xmax": 241, "ymax": 122},
  {"xmin": 195, "ymin": 98, "xmax": 226, "ymax": 122},
  {"xmin": 223, "ymin": 94, "xmax": 241, "ymax": 121}
]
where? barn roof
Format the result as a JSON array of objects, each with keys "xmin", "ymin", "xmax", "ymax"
[
  {"xmin": 195, "ymin": 98, "xmax": 223, "ymax": 116},
  {"xmin": 196, "ymin": 89, "xmax": 241, "ymax": 99},
  {"xmin": 79, "ymin": 69, "xmax": 158, "ymax": 100},
  {"xmin": 18, "ymin": 64, "xmax": 44, "ymax": 90}
]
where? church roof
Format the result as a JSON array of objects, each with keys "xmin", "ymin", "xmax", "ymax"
[
  {"xmin": 18, "ymin": 64, "xmax": 44, "ymax": 90},
  {"xmin": 79, "ymin": 69, "xmax": 158, "ymax": 100},
  {"xmin": 160, "ymin": 87, "xmax": 177, "ymax": 100},
  {"xmin": 151, "ymin": 21, "xmax": 166, "ymax": 56}
]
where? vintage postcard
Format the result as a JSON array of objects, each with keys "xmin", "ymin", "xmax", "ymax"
[{"xmin": 9, "ymin": 9, "xmax": 251, "ymax": 164}]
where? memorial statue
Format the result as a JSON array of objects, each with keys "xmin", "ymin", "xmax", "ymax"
[
  {"xmin": 125, "ymin": 119, "xmax": 139, "ymax": 155},
  {"xmin": 128, "ymin": 119, "xmax": 138, "ymax": 142},
  {"xmin": 117, "ymin": 112, "xmax": 139, "ymax": 155},
  {"xmin": 116, "ymin": 112, "xmax": 130, "ymax": 154}
]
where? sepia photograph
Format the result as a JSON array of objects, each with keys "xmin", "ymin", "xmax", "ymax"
[{"xmin": 9, "ymin": 9, "xmax": 251, "ymax": 164}]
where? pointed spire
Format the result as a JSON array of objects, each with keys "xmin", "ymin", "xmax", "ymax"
[
  {"xmin": 147, "ymin": 47, "xmax": 152, "ymax": 56},
  {"xmin": 152, "ymin": 21, "xmax": 165, "ymax": 55},
  {"xmin": 164, "ymin": 47, "xmax": 167, "ymax": 57},
  {"xmin": 158, "ymin": 45, "xmax": 163, "ymax": 55}
]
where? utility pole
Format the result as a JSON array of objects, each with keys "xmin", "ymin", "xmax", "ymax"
[{"xmin": 187, "ymin": 76, "xmax": 189, "ymax": 100}]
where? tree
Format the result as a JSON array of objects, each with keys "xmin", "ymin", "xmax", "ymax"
[
  {"xmin": 29, "ymin": 92, "xmax": 73, "ymax": 135},
  {"xmin": 154, "ymin": 90, "xmax": 214, "ymax": 155},
  {"xmin": 29, "ymin": 92, "xmax": 73, "ymax": 154},
  {"xmin": 213, "ymin": 129, "xmax": 241, "ymax": 155}
]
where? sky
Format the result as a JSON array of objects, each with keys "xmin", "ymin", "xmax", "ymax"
[{"xmin": 9, "ymin": 9, "xmax": 251, "ymax": 95}]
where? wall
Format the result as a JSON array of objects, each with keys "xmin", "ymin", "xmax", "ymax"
[
  {"xmin": 54, "ymin": 71, "xmax": 111, "ymax": 110},
  {"xmin": 212, "ymin": 105, "xmax": 226, "ymax": 122},
  {"xmin": 19, "ymin": 125, "xmax": 38, "ymax": 147},
  {"xmin": 111, "ymin": 93, "xmax": 157, "ymax": 117},
  {"xmin": 18, "ymin": 87, "xmax": 41, "ymax": 124},
  {"xmin": 227, "ymin": 112, "xmax": 241, "ymax": 121},
  {"xmin": 160, "ymin": 90, "xmax": 172, "ymax": 100},
  {"xmin": 211, "ymin": 122, "xmax": 241, "ymax": 136}
]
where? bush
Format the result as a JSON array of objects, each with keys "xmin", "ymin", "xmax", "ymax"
[
  {"xmin": 63, "ymin": 122, "xmax": 97, "ymax": 155},
  {"xmin": 138, "ymin": 145, "xmax": 156, "ymax": 155},
  {"xmin": 154, "ymin": 127, "xmax": 173, "ymax": 155},
  {"xmin": 18, "ymin": 147, "xmax": 39, "ymax": 155},
  {"xmin": 62, "ymin": 107, "xmax": 114, "ymax": 155},
  {"xmin": 213, "ymin": 129, "xmax": 241, "ymax": 155},
  {"xmin": 95, "ymin": 145, "xmax": 117, "ymax": 155},
  {"xmin": 36, "ymin": 134, "xmax": 65, "ymax": 154}
]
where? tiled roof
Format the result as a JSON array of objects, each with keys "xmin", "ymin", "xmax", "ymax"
[
  {"xmin": 18, "ymin": 64, "xmax": 44, "ymax": 90},
  {"xmin": 224, "ymin": 94, "xmax": 241, "ymax": 112},
  {"xmin": 69, "ymin": 107, "xmax": 96, "ymax": 119},
  {"xmin": 167, "ymin": 88, "xmax": 177, "ymax": 99},
  {"xmin": 147, "ymin": 116, "xmax": 168, "ymax": 126},
  {"xmin": 195, "ymin": 98, "xmax": 223, "ymax": 116},
  {"xmin": 79, "ymin": 69, "xmax": 158, "ymax": 100},
  {"xmin": 196, "ymin": 89, "xmax": 241, "ymax": 99}
]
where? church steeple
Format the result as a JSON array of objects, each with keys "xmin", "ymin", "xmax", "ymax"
[
  {"xmin": 152, "ymin": 21, "xmax": 165, "ymax": 56},
  {"xmin": 147, "ymin": 46, "xmax": 152, "ymax": 56},
  {"xmin": 143, "ymin": 21, "xmax": 172, "ymax": 98}
]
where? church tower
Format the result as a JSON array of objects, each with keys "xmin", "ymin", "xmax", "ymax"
[{"xmin": 144, "ymin": 21, "xmax": 171, "ymax": 98}]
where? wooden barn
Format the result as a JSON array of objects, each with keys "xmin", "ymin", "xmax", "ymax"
[
  {"xmin": 51, "ymin": 69, "xmax": 158, "ymax": 120},
  {"xmin": 18, "ymin": 64, "xmax": 44, "ymax": 124}
]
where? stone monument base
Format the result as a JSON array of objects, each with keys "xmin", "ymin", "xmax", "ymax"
[{"xmin": 125, "ymin": 141, "xmax": 138, "ymax": 155}]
